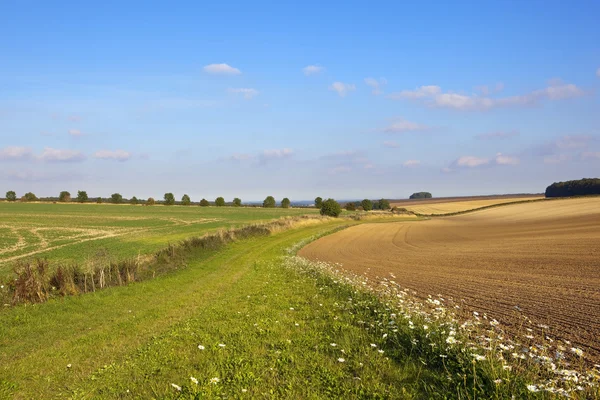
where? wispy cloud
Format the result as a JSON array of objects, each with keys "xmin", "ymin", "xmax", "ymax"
[
  {"xmin": 364, "ymin": 77, "xmax": 387, "ymax": 95},
  {"xmin": 556, "ymin": 135, "xmax": 591, "ymax": 149},
  {"xmin": 475, "ymin": 83, "xmax": 504, "ymax": 96},
  {"xmin": 476, "ymin": 130, "xmax": 519, "ymax": 140},
  {"xmin": 582, "ymin": 151, "xmax": 600, "ymax": 160},
  {"xmin": 94, "ymin": 150, "xmax": 131, "ymax": 161},
  {"xmin": 329, "ymin": 82, "xmax": 355, "ymax": 97},
  {"xmin": 68, "ymin": 129, "xmax": 83, "ymax": 137},
  {"xmin": 403, "ymin": 160, "xmax": 421, "ymax": 167},
  {"xmin": 495, "ymin": 153, "xmax": 519, "ymax": 165},
  {"xmin": 203, "ymin": 63, "xmax": 241, "ymax": 75},
  {"xmin": 388, "ymin": 80, "xmax": 585, "ymax": 111},
  {"xmin": 455, "ymin": 156, "xmax": 490, "ymax": 167},
  {"xmin": 383, "ymin": 141, "xmax": 399, "ymax": 148},
  {"xmin": 544, "ymin": 154, "xmax": 570, "ymax": 164},
  {"xmin": 228, "ymin": 88, "xmax": 259, "ymax": 99},
  {"xmin": 259, "ymin": 148, "xmax": 293, "ymax": 164},
  {"xmin": 0, "ymin": 146, "xmax": 33, "ymax": 161},
  {"xmin": 39, "ymin": 147, "xmax": 85, "ymax": 163},
  {"xmin": 303, "ymin": 65, "xmax": 324, "ymax": 75},
  {"xmin": 382, "ymin": 118, "xmax": 428, "ymax": 133}
]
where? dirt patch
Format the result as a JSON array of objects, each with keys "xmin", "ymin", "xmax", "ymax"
[{"xmin": 299, "ymin": 197, "xmax": 600, "ymax": 361}]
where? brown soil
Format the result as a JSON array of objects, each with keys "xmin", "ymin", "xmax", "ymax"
[{"xmin": 299, "ymin": 197, "xmax": 600, "ymax": 361}]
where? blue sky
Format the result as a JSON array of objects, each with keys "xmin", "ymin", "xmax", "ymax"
[{"xmin": 1, "ymin": 0, "xmax": 599, "ymax": 201}]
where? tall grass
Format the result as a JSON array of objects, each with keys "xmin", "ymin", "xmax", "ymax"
[{"xmin": 1, "ymin": 215, "xmax": 331, "ymax": 307}]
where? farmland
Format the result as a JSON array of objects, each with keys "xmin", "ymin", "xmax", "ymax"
[
  {"xmin": 0, "ymin": 202, "xmax": 317, "ymax": 276},
  {"xmin": 390, "ymin": 194, "xmax": 544, "ymax": 215},
  {"xmin": 299, "ymin": 197, "xmax": 600, "ymax": 361}
]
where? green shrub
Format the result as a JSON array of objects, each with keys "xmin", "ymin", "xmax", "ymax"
[
  {"xmin": 181, "ymin": 194, "xmax": 191, "ymax": 206},
  {"xmin": 361, "ymin": 199, "xmax": 373, "ymax": 211},
  {"xmin": 199, "ymin": 198, "xmax": 210, "ymax": 207},
  {"xmin": 263, "ymin": 196, "xmax": 276, "ymax": 208},
  {"xmin": 164, "ymin": 193, "xmax": 175, "ymax": 205},
  {"xmin": 6, "ymin": 191, "xmax": 17, "ymax": 202},
  {"xmin": 345, "ymin": 202, "xmax": 356, "ymax": 211},
  {"xmin": 233, "ymin": 197, "xmax": 242, "ymax": 207},
  {"xmin": 22, "ymin": 192, "xmax": 38, "ymax": 202},
  {"xmin": 77, "ymin": 190, "xmax": 88, "ymax": 203},
  {"xmin": 146, "ymin": 197, "xmax": 155, "ymax": 206},
  {"xmin": 58, "ymin": 191, "xmax": 71, "ymax": 202},
  {"xmin": 314, "ymin": 197, "xmax": 323, "ymax": 209},
  {"xmin": 111, "ymin": 193, "xmax": 123, "ymax": 204},
  {"xmin": 215, "ymin": 197, "xmax": 225, "ymax": 207},
  {"xmin": 320, "ymin": 198, "xmax": 342, "ymax": 217},
  {"xmin": 281, "ymin": 197, "xmax": 291, "ymax": 208}
]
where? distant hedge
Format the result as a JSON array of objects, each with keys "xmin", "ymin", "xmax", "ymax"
[
  {"xmin": 545, "ymin": 178, "xmax": 600, "ymax": 198},
  {"xmin": 409, "ymin": 192, "xmax": 432, "ymax": 199}
]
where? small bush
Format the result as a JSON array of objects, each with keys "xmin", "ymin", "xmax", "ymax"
[
  {"xmin": 320, "ymin": 198, "xmax": 342, "ymax": 217},
  {"xmin": 58, "ymin": 191, "xmax": 71, "ymax": 202},
  {"xmin": 345, "ymin": 202, "xmax": 356, "ymax": 211},
  {"xmin": 281, "ymin": 197, "xmax": 291, "ymax": 208},
  {"xmin": 181, "ymin": 194, "xmax": 191, "ymax": 206},
  {"xmin": 361, "ymin": 199, "xmax": 373, "ymax": 211},
  {"xmin": 233, "ymin": 197, "xmax": 242, "ymax": 207},
  {"xmin": 77, "ymin": 190, "xmax": 88, "ymax": 203},
  {"xmin": 215, "ymin": 197, "xmax": 225, "ymax": 207},
  {"xmin": 111, "ymin": 193, "xmax": 123, "ymax": 204},
  {"xmin": 5, "ymin": 191, "xmax": 17, "ymax": 202},
  {"xmin": 130, "ymin": 196, "xmax": 139, "ymax": 205},
  {"xmin": 314, "ymin": 197, "xmax": 323, "ymax": 209},
  {"xmin": 200, "ymin": 198, "xmax": 210, "ymax": 207},
  {"xmin": 164, "ymin": 193, "xmax": 175, "ymax": 205},
  {"xmin": 146, "ymin": 197, "xmax": 155, "ymax": 206}
]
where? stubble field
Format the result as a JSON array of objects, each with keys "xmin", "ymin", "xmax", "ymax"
[
  {"xmin": 299, "ymin": 197, "xmax": 600, "ymax": 361},
  {"xmin": 390, "ymin": 194, "xmax": 544, "ymax": 215},
  {"xmin": 0, "ymin": 202, "xmax": 317, "ymax": 276}
]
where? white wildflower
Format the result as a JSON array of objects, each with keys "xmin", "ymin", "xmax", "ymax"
[
  {"xmin": 218, "ymin": 343, "xmax": 226, "ymax": 348},
  {"xmin": 338, "ymin": 357, "xmax": 345, "ymax": 363},
  {"xmin": 210, "ymin": 377, "xmax": 220, "ymax": 384},
  {"xmin": 571, "ymin": 347, "xmax": 583, "ymax": 357},
  {"xmin": 198, "ymin": 345, "xmax": 205, "ymax": 350},
  {"xmin": 171, "ymin": 383, "xmax": 182, "ymax": 391},
  {"xmin": 330, "ymin": 343, "xmax": 337, "ymax": 347},
  {"xmin": 527, "ymin": 385, "xmax": 539, "ymax": 392},
  {"xmin": 370, "ymin": 343, "xmax": 377, "ymax": 348},
  {"xmin": 190, "ymin": 376, "xmax": 198, "ymax": 384}
]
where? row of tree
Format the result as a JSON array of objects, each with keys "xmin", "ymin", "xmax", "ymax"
[
  {"xmin": 3, "ymin": 190, "xmax": 300, "ymax": 208},
  {"xmin": 314, "ymin": 196, "xmax": 391, "ymax": 212},
  {"xmin": 545, "ymin": 178, "xmax": 600, "ymax": 198}
]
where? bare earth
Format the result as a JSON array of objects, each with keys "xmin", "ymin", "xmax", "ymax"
[
  {"xmin": 299, "ymin": 197, "xmax": 600, "ymax": 360},
  {"xmin": 390, "ymin": 194, "xmax": 544, "ymax": 215}
]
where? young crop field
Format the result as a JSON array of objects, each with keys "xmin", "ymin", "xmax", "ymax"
[
  {"xmin": 0, "ymin": 202, "xmax": 317, "ymax": 277},
  {"xmin": 390, "ymin": 195, "xmax": 544, "ymax": 215},
  {"xmin": 299, "ymin": 197, "xmax": 600, "ymax": 362}
]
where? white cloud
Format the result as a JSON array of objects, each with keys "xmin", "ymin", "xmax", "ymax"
[
  {"xmin": 329, "ymin": 82, "xmax": 356, "ymax": 97},
  {"xmin": 303, "ymin": 65, "xmax": 324, "ymax": 75},
  {"xmin": 389, "ymin": 80, "xmax": 585, "ymax": 111},
  {"xmin": 329, "ymin": 166, "xmax": 352, "ymax": 175},
  {"xmin": 228, "ymin": 88, "xmax": 259, "ymax": 99},
  {"xmin": 495, "ymin": 153, "xmax": 519, "ymax": 165},
  {"xmin": 581, "ymin": 151, "xmax": 600, "ymax": 160},
  {"xmin": 0, "ymin": 146, "xmax": 33, "ymax": 161},
  {"xmin": 383, "ymin": 141, "xmax": 399, "ymax": 148},
  {"xmin": 456, "ymin": 156, "xmax": 490, "ymax": 167},
  {"xmin": 203, "ymin": 63, "xmax": 241, "ymax": 75},
  {"xmin": 39, "ymin": 147, "xmax": 85, "ymax": 163},
  {"xmin": 68, "ymin": 129, "xmax": 82, "ymax": 136},
  {"xmin": 556, "ymin": 135, "xmax": 591, "ymax": 149},
  {"xmin": 229, "ymin": 153, "xmax": 254, "ymax": 161},
  {"xmin": 476, "ymin": 131, "xmax": 519, "ymax": 140},
  {"xmin": 94, "ymin": 150, "xmax": 132, "ymax": 162},
  {"xmin": 544, "ymin": 154, "xmax": 570, "ymax": 164},
  {"xmin": 403, "ymin": 160, "xmax": 421, "ymax": 167},
  {"xmin": 364, "ymin": 77, "xmax": 387, "ymax": 95},
  {"xmin": 383, "ymin": 118, "xmax": 428, "ymax": 133},
  {"xmin": 259, "ymin": 148, "xmax": 293, "ymax": 164}
]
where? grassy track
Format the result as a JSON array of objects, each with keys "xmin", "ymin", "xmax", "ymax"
[
  {"xmin": 0, "ymin": 203, "xmax": 318, "ymax": 276},
  {"xmin": 0, "ymin": 220, "xmax": 437, "ymax": 399}
]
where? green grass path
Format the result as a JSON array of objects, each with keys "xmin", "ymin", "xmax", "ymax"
[{"xmin": 0, "ymin": 221, "xmax": 433, "ymax": 399}]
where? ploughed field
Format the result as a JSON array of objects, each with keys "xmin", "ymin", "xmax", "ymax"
[
  {"xmin": 0, "ymin": 202, "xmax": 317, "ymax": 276},
  {"xmin": 299, "ymin": 197, "xmax": 600, "ymax": 361},
  {"xmin": 390, "ymin": 194, "xmax": 543, "ymax": 215}
]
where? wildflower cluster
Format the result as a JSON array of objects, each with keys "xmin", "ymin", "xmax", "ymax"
[{"xmin": 284, "ymin": 254, "xmax": 600, "ymax": 398}]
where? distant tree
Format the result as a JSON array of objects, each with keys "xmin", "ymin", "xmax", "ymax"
[
  {"xmin": 6, "ymin": 191, "xmax": 16, "ymax": 202},
  {"xmin": 76, "ymin": 190, "xmax": 88, "ymax": 203},
  {"xmin": 320, "ymin": 198, "xmax": 342, "ymax": 217},
  {"xmin": 281, "ymin": 197, "xmax": 291, "ymax": 208},
  {"xmin": 215, "ymin": 197, "xmax": 225, "ymax": 207},
  {"xmin": 164, "ymin": 193, "xmax": 175, "ymax": 206},
  {"xmin": 409, "ymin": 192, "xmax": 432, "ymax": 199},
  {"xmin": 111, "ymin": 193, "xmax": 123, "ymax": 204},
  {"xmin": 233, "ymin": 197, "xmax": 242, "ymax": 207},
  {"xmin": 146, "ymin": 197, "xmax": 155, "ymax": 206},
  {"xmin": 361, "ymin": 199, "xmax": 373, "ymax": 211},
  {"xmin": 199, "ymin": 198, "xmax": 210, "ymax": 207},
  {"xmin": 345, "ymin": 202, "xmax": 356, "ymax": 211},
  {"xmin": 373, "ymin": 198, "xmax": 390, "ymax": 210},
  {"xmin": 545, "ymin": 178, "xmax": 600, "ymax": 198},
  {"xmin": 59, "ymin": 191, "xmax": 71, "ymax": 202},
  {"xmin": 130, "ymin": 196, "xmax": 139, "ymax": 205},
  {"xmin": 22, "ymin": 192, "xmax": 38, "ymax": 202},
  {"xmin": 181, "ymin": 194, "xmax": 191, "ymax": 206},
  {"xmin": 314, "ymin": 197, "xmax": 323, "ymax": 209},
  {"xmin": 96, "ymin": 197, "xmax": 103, "ymax": 204},
  {"xmin": 263, "ymin": 196, "xmax": 276, "ymax": 208}
]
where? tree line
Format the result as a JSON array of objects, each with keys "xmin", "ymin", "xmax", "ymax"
[{"xmin": 545, "ymin": 178, "xmax": 600, "ymax": 198}]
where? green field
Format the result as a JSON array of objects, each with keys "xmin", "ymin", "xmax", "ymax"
[{"xmin": 0, "ymin": 202, "xmax": 317, "ymax": 276}]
